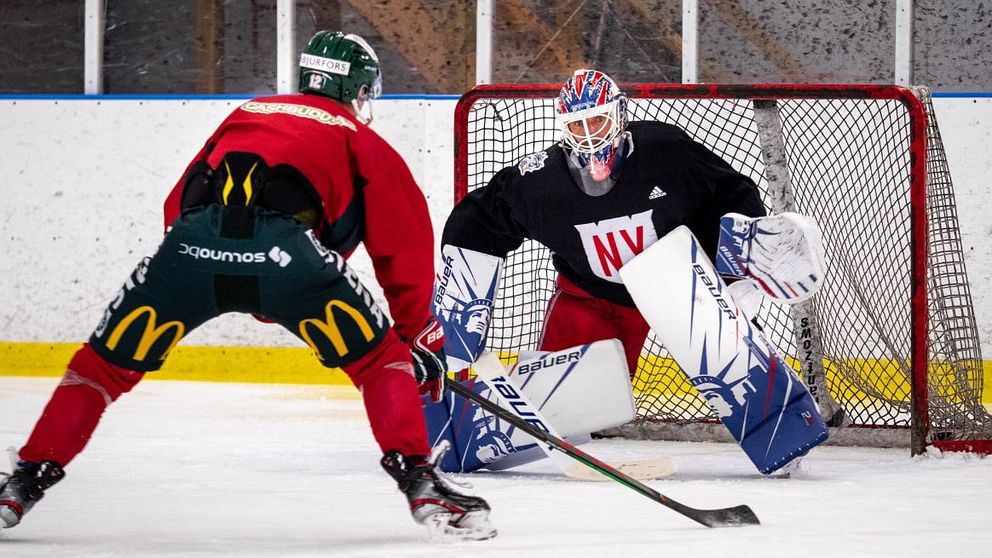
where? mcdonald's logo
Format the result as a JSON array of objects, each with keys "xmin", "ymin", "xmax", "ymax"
[
  {"xmin": 105, "ymin": 306, "xmax": 185, "ymax": 362},
  {"xmin": 299, "ymin": 300, "xmax": 375, "ymax": 359}
]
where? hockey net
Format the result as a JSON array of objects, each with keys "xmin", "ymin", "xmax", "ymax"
[{"xmin": 454, "ymin": 84, "xmax": 992, "ymax": 455}]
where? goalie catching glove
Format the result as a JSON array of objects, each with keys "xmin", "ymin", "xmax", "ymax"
[
  {"xmin": 716, "ymin": 212, "xmax": 826, "ymax": 304},
  {"xmin": 409, "ymin": 318, "xmax": 447, "ymax": 403}
]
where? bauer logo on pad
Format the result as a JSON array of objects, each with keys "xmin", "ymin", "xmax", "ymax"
[{"xmin": 432, "ymin": 246, "xmax": 504, "ymax": 371}]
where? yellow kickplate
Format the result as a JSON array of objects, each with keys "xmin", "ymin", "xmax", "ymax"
[
  {"xmin": 0, "ymin": 342, "xmax": 351, "ymax": 385},
  {"xmin": 2, "ymin": 341, "xmax": 991, "ymax": 406}
]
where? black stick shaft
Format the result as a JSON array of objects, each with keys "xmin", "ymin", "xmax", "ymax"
[{"xmin": 447, "ymin": 380, "xmax": 760, "ymax": 528}]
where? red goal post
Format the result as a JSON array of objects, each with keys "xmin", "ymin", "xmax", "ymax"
[{"xmin": 453, "ymin": 83, "xmax": 991, "ymax": 456}]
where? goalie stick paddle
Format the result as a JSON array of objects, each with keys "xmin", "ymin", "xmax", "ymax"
[
  {"xmin": 475, "ymin": 345, "xmax": 675, "ymax": 482},
  {"xmin": 447, "ymin": 358, "xmax": 760, "ymax": 528},
  {"xmin": 561, "ymin": 457, "xmax": 676, "ymax": 482}
]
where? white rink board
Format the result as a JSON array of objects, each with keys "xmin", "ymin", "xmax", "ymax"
[
  {"xmin": 0, "ymin": 98, "xmax": 455, "ymax": 348},
  {"xmin": 0, "ymin": 96, "xmax": 990, "ymax": 354}
]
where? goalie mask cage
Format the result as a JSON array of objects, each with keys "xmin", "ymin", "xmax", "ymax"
[{"xmin": 454, "ymin": 83, "xmax": 992, "ymax": 456}]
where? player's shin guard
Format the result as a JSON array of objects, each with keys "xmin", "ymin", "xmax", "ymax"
[
  {"xmin": 342, "ymin": 331, "xmax": 431, "ymax": 457},
  {"xmin": 19, "ymin": 343, "xmax": 143, "ymax": 466},
  {"xmin": 381, "ymin": 441, "xmax": 496, "ymax": 541}
]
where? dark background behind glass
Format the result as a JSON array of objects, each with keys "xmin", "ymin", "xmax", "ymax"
[{"xmin": 1, "ymin": 1, "xmax": 990, "ymax": 94}]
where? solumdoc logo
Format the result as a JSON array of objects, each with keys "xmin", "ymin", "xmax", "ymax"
[{"xmin": 178, "ymin": 243, "xmax": 291, "ymax": 267}]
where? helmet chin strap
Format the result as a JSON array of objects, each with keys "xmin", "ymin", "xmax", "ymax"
[
  {"xmin": 350, "ymin": 85, "xmax": 374, "ymax": 124},
  {"xmin": 352, "ymin": 98, "xmax": 374, "ymax": 125}
]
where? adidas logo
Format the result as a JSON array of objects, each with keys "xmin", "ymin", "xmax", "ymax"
[{"xmin": 649, "ymin": 186, "xmax": 667, "ymax": 200}]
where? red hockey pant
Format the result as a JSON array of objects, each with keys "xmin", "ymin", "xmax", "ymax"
[{"xmin": 537, "ymin": 275, "xmax": 650, "ymax": 377}]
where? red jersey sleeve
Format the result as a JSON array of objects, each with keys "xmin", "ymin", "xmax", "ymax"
[{"xmin": 356, "ymin": 134, "xmax": 435, "ymax": 342}]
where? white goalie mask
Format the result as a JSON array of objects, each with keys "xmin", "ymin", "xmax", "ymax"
[{"xmin": 555, "ymin": 69, "xmax": 629, "ymax": 182}]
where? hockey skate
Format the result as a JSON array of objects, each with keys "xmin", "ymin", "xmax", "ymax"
[
  {"xmin": 775, "ymin": 455, "xmax": 810, "ymax": 479},
  {"xmin": 381, "ymin": 441, "xmax": 496, "ymax": 542},
  {"xmin": 0, "ymin": 454, "xmax": 65, "ymax": 531}
]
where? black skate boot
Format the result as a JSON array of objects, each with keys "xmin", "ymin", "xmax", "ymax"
[
  {"xmin": 0, "ymin": 459, "xmax": 65, "ymax": 530},
  {"xmin": 381, "ymin": 441, "xmax": 496, "ymax": 541}
]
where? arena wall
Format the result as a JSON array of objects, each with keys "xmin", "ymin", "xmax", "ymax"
[{"xmin": 1, "ymin": 96, "xmax": 989, "ymax": 385}]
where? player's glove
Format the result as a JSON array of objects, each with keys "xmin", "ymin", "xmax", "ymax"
[{"xmin": 410, "ymin": 318, "xmax": 447, "ymax": 403}]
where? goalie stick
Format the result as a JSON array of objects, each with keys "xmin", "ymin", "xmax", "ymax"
[
  {"xmin": 449, "ymin": 352, "xmax": 760, "ymax": 528},
  {"xmin": 490, "ymin": 343, "xmax": 675, "ymax": 481}
]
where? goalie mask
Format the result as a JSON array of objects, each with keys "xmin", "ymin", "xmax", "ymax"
[
  {"xmin": 556, "ymin": 69, "xmax": 629, "ymax": 182},
  {"xmin": 298, "ymin": 30, "xmax": 382, "ymax": 124}
]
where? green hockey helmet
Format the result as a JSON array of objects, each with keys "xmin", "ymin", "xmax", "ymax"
[{"xmin": 299, "ymin": 31, "xmax": 382, "ymax": 118}]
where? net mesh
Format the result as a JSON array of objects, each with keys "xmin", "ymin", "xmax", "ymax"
[{"xmin": 457, "ymin": 85, "xmax": 990, "ymax": 449}]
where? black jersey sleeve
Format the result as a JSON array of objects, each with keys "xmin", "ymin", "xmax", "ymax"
[
  {"xmin": 681, "ymin": 139, "xmax": 766, "ymax": 259},
  {"xmin": 441, "ymin": 166, "xmax": 530, "ymax": 258}
]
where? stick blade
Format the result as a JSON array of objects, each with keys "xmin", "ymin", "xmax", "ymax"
[
  {"xmin": 696, "ymin": 505, "xmax": 761, "ymax": 528},
  {"xmin": 563, "ymin": 457, "xmax": 677, "ymax": 482}
]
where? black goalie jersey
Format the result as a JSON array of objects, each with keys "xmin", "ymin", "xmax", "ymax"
[{"xmin": 442, "ymin": 121, "xmax": 767, "ymax": 307}]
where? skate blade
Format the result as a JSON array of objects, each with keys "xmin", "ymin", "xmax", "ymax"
[
  {"xmin": 0, "ymin": 507, "xmax": 21, "ymax": 531},
  {"xmin": 423, "ymin": 511, "xmax": 497, "ymax": 542}
]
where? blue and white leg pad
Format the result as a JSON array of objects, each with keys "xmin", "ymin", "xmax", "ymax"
[
  {"xmin": 621, "ymin": 226, "xmax": 828, "ymax": 474},
  {"xmin": 432, "ymin": 245, "xmax": 504, "ymax": 372},
  {"xmin": 423, "ymin": 339, "xmax": 634, "ymax": 473}
]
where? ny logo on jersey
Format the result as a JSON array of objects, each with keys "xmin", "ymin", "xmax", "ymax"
[{"xmin": 574, "ymin": 210, "xmax": 658, "ymax": 283}]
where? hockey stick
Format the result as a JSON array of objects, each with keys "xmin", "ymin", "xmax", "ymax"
[
  {"xmin": 448, "ymin": 353, "xmax": 760, "ymax": 528},
  {"xmin": 560, "ymin": 456, "xmax": 676, "ymax": 482}
]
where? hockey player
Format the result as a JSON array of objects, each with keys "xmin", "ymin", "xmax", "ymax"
[
  {"xmin": 430, "ymin": 69, "xmax": 828, "ymax": 476},
  {"xmin": 0, "ymin": 31, "xmax": 495, "ymax": 541}
]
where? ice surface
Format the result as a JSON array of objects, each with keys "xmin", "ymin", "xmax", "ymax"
[{"xmin": 2, "ymin": 376, "xmax": 990, "ymax": 557}]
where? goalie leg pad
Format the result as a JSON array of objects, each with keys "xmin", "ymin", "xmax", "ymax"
[
  {"xmin": 423, "ymin": 340, "xmax": 635, "ymax": 473},
  {"xmin": 432, "ymin": 245, "xmax": 504, "ymax": 372},
  {"xmin": 620, "ymin": 226, "xmax": 828, "ymax": 474}
]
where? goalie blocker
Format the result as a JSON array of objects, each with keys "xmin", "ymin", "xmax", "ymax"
[{"xmin": 620, "ymin": 225, "xmax": 828, "ymax": 474}]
